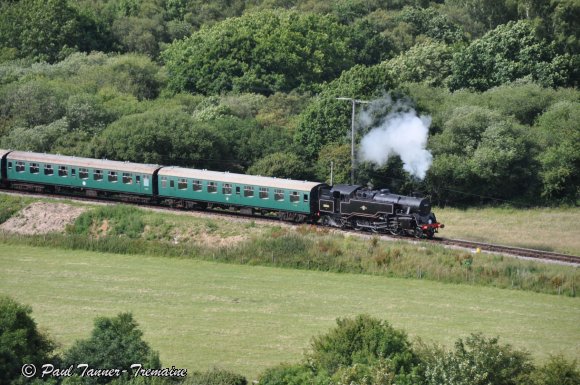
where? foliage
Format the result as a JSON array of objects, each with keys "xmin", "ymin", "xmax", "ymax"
[
  {"xmin": 0, "ymin": 296, "xmax": 57, "ymax": 385},
  {"xmin": 307, "ymin": 314, "xmax": 418, "ymax": 377},
  {"xmin": 448, "ymin": 20, "xmax": 567, "ymax": 91},
  {"xmin": 93, "ymin": 108, "xmax": 228, "ymax": 168},
  {"xmin": 247, "ymin": 152, "xmax": 311, "ymax": 180},
  {"xmin": 535, "ymin": 101, "xmax": 580, "ymax": 203},
  {"xmin": 422, "ymin": 333, "xmax": 534, "ymax": 385},
  {"xmin": 64, "ymin": 312, "xmax": 160, "ymax": 384},
  {"xmin": 183, "ymin": 368, "xmax": 247, "ymax": 385},
  {"xmin": 386, "ymin": 39, "xmax": 455, "ymax": 87},
  {"xmin": 162, "ymin": 10, "xmax": 353, "ymax": 95},
  {"xmin": 0, "ymin": 0, "xmax": 103, "ymax": 63},
  {"xmin": 69, "ymin": 205, "xmax": 146, "ymax": 239},
  {"xmin": 531, "ymin": 355, "xmax": 580, "ymax": 385}
]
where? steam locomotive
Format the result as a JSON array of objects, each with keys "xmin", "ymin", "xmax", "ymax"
[
  {"xmin": 318, "ymin": 185, "xmax": 443, "ymax": 238},
  {"xmin": 0, "ymin": 149, "xmax": 443, "ymax": 238}
]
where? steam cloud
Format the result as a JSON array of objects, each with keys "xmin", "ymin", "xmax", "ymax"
[{"xmin": 358, "ymin": 98, "xmax": 433, "ymax": 180}]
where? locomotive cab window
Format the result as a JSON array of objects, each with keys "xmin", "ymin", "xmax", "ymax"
[
  {"xmin": 244, "ymin": 186, "xmax": 254, "ymax": 197},
  {"xmin": 222, "ymin": 183, "xmax": 232, "ymax": 195},
  {"xmin": 8, "ymin": 161, "xmax": 12, "ymax": 169},
  {"xmin": 192, "ymin": 180, "xmax": 202, "ymax": 191},
  {"xmin": 79, "ymin": 168, "xmax": 89, "ymax": 179},
  {"xmin": 30, "ymin": 163, "xmax": 39, "ymax": 174},
  {"xmin": 44, "ymin": 164, "xmax": 54, "ymax": 176},
  {"xmin": 290, "ymin": 191, "xmax": 300, "ymax": 203},
  {"xmin": 108, "ymin": 171, "xmax": 118, "ymax": 183},
  {"xmin": 208, "ymin": 181, "xmax": 217, "ymax": 193},
  {"xmin": 178, "ymin": 178, "xmax": 187, "ymax": 190},
  {"xmin": 16, "ymin": 161, "xmax": 25, "ymax": 173},
  {"xmin": 274, "ymin": 189, "xmax": 285, "ymax": 201},
  {"xmin": 303, "ymin": 194, "xmax": 308, "ymax": 202},
  {"xmin": 58, "ymin": 166, "xmax": 68, "ymax": 177},
  {"xmin": 259, "ymin": 187, "xmax": 269, "ymax": 199},
  {"xmin": 94, "ymin": 169, "xmax": 103, "ymax": 181},
  {"xmin": 123, "ymin": 173, "xmax": 133, "ymax": 184}
]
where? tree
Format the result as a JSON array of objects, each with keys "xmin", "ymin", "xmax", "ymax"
[
  {"xmin": 0, "ymin": 296, "xmax": 57, "ymax": 384},
  {"xmin": 0, "ymin": 0, "xmax": 102, "ymax": 62},
  {"xmin": 307, "ymin": 314, "xmax": 418, "ymax": 379},
  {"xmin": 294, "ymin": 64, "xmax": 396, "ymax": 159},
  {"xmin": 162, "ymin": 10, "xmax": 353, "ymax": 95},
  {"xmin": 93, "ymin": 108, "xmax": 229, "ymax": 169},
  {"xmin": 64, "ymin": 313, "xmax": 160, "ymax": 384},
  {"xmin": 247, "ymin": 152, "xmax": 311, "ymax": 180},
  {"xmin": 535, "ymin": 101, "xmax": 580, "ymax": 203},
  {"xmin": 386, "ymin": 39, "xmax": 454, "ymax": 87},
  {"xmin": 448, "ymin": 20, "xmax": 557, "ymax": 91},
  {"xmin": 422, "ymin": 333, "xmax": 534, "ymax": 385}
]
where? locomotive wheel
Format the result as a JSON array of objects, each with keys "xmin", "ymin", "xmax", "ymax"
[
  {"xmin": 425, "ymin": 229, "xmax": 435, "ymax": 239},
  {"xmin": 414, "ymin": 227, "xmax": 424, "ymax": 238}
]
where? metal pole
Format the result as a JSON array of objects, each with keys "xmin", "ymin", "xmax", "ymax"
[
  {"xmin": 330, "ymin": 161, "xmax": 334, "ymax": 186},
  {"xmin": 350, "ymin": 99, "xmax": 356, "ymax": 185},
  {"xmin": 337, "ymin": 97, "xmax": 370, "ymax": 186}
]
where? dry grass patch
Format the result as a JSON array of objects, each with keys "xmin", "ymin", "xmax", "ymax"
[{"xmin": 436, "ymin": 206, "xmax": 580, "ymax": 256}]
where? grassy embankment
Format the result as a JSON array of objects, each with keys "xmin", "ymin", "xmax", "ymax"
[
  {"xmin": 0, "ymin": 193, "xmax": 578, "ymax": 297},
  {"xmin": 0, "ymin": 243, "xmax": 578, "ymax": 380}
]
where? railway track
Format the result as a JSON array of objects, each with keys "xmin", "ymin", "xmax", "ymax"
[
  {"xmin": 2, "ymin": 189, "xmax": 579, "ymax": 265},
  {"xmin": 433, "ymin": 238, "xmax": 580, "ymax": 265}
]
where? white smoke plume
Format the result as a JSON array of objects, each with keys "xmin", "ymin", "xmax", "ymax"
[{"xmin": 358, "ymin": 97, "xmax": 433, "ymax": 180}]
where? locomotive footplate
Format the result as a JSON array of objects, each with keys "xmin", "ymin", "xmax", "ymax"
[{"xmin": 340, "ymin": 200, "xmax": 394, "ymax": 217}]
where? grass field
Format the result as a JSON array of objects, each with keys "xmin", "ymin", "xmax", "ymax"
[
  {"xmin": 437, "ymin": 206, "xmax": 580, "ymax": 256},
  {"xmin": 0, "ymin": 244, "xmax": 578, "ymax": 380}
]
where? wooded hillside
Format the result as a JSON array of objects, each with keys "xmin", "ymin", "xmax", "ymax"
[{"xmin": 0, "ymin": 0, "xmax": 578, "ymax": 205}]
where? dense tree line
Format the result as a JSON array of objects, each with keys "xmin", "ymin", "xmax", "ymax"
[
  {"xmin": 2, "ymin": 297, "xmax": 579, "ymax": 385},
  {"xmin": 0, "ymin": 0, "xmax": 578, "ymax": 205}
]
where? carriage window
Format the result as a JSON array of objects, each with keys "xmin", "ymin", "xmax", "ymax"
[
  {"xmin": 259, "ymin": 187, "xmax": 269, "ymax": 199},
  {"xmin": 71, "ymin": 169, "xmax": 76, "ymax": 177},
  {"xmin": 161, "ymin": 176, "xmax": 167, "ymax": 188},
  {"xmin": 274, "ymin": 189, "xmax": 285, "ymax": 201},
  {"xmin": 222, "ymin": 183, "xmax": 232, "ymax": 195},
  {"xmin": 16, "ymin": 161, "xmax": 25, "ymax": 173},
  {"xmin": 8, "ymin": 162, "xmax": 12, "ymax": 169},
  {"xmin": 207, "ymin": 181, "xmax": 217, "ymax": 193},
  {"xmin": 178, "ymin": 178, "xmax": 187, "ymax": 190},
  {"xmin": 304, "ymin": 194, "xmax": 309, "ymax": 202},
  {"xmin": 122, "ymin": 173, "xmax": 133, "ymax": 184},
  {"xmin": 58, "ymin": 166, "xmax": 68, "ymax": 177},
  {"xmin": 79, "ymin": 168, "xmax": 89, "ymax": 179},
  {"xmin": 44, "ymin": 164, "xmax": 54, "ymax": 176},
  {"xmin": 192, "ymin": 180, "xmax": 202, "ymax": 191},
  {"xmin": 29, "ymin": 163, "xmax": 39, "ymax": 174},
  {"xmin": 94, "ymin": 169, "xmax": 103, "ymax": 181},
  {"xmin": 170, "ymin": 180, "xmax": 174, "ymax": 188},
  {"xmin": 136, "ymin": 175, "xmax": 141, "ymax": 184},
  {"xmin": 244, "ymin": 186, "xmax": 254, "ymax": 197},
  {"xmin": 290, "ymin": 191, "xmax": 300, "ymax": 203},
  {"xmin": 108, "ymin": 171, "xmax": 118, "ymax": 183}
]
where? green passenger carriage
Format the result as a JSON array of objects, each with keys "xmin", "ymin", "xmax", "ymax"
[
  {"xmin": 157, "ymin": 167, "xmax": 325, "ymax": 221},
  {"xmin": 5, "ymin": 151, "xmax": 160, "ymax": 197}
]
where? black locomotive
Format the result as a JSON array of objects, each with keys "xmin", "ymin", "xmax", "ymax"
[{"xmin": 317, "ymin": 184, "xmax": 443, "ymax": 238}]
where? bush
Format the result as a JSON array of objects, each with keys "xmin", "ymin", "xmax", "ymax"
[
  {"xmin": 307, "ymin": 314, "xmax": 418, "ymax": 378},
  {"xmin": 183, "ymin": 368, "xmax": 247, "ymax": 385},
  {"xmin": 422, "ymin": 333, "xmax": 534, "ymax": 385},
  {"xmin": 69, "ymin": 205, "xmax": 145, "ymax": 239}
]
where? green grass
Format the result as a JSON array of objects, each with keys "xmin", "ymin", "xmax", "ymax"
[
  {"xmin": 0, "ymin": 244, "xmax": 578, "ymax": 380},
  {"xmin": 437, "ymin": 206, "xmax": 580, "ymax": 256}
]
